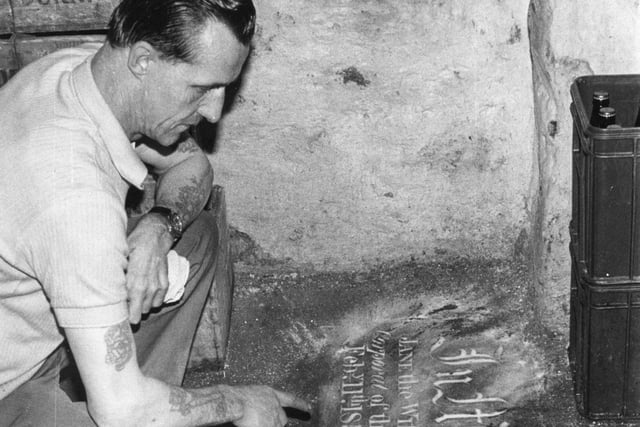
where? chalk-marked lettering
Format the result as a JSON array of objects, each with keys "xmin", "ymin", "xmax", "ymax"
[
  {"xmin": 435, "ymin": 409, "xmax": 508, "ymax": 423},
  {"xmin": 369, "ymin": 413, "xmax": 391, "ymax": 426},
  {"xmin": 438, "ymin": 349, "xmax": 495, "ymax": 361},
  {"xmin": 398, "ymin": 402, "xmax": 419, "ymax": 426},
  {"xmin": 440, "ymin": 358, "xmax": 498, "ymax": 365},
  {"xmin": 340, "ymin": 345, "xmax": 366, "ymax": 426},
  {"xmin": 337, "ymin": 344, "xmax": 366, "ymax": 355},
  {"xmin": 446, "ymin": 392, "xmax": 508, "ymax": 405},
  {"xmin": 435, "ymin": 369, "xmax": 473, "ymax": 377},
  {"xmin": 432, "ymin": 388, "xmax": 444, "ymax": 404},
  {"xmin": 370, "ymin": 394, "xmax": 390, "ymax": 411},
  {"xmin": 430, "ymin": 336, "xmax": 446, "ymax": 353},
  {"xmin": 433, "ymin": 376, "xmax": 472, "ymax": 387}
]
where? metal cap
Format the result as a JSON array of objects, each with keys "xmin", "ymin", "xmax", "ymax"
[
  {"xmin": 599, "ymin": 107, "xmax": 616, "ymax": 118},
  {"xmin": 593, "ymin": 91, "xmax": 609, "ymax": 101}
]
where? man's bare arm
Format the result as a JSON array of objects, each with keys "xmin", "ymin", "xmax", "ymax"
[
  {"xmin": 66, "ymin": 321, "xmax": 244, "ymax": 426},
  {"xmin": 137, "ymin": 136, "xmax": 213, "ymax": 227},
  {"xmin": 66, "ymin": 320, "xmax": 310, "ymax": 426}
]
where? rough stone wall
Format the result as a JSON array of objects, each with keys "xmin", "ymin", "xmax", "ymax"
[
  {"xmin": 528, "ymin": 0, "xmax": 640, "ymax": 331},
  {"xmin": 210, "ymin": 0, "xmax": 535, "ymax": 270}
]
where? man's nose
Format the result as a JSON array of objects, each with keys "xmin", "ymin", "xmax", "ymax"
[{"xmin": 197, "ymin": 88, "xmax": 226, "ymax": 123}]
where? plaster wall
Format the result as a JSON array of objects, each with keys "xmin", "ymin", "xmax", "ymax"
[{"xmin": 210, "ymin": 0, "xmax": 535, "ymax": 270}]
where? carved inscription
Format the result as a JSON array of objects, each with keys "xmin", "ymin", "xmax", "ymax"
[
  {"xmin": 336, "ymin": 335, "xmax": 510, "ymax": 425},
  {"xmin": 339, "ymin": 332, "xmax": 421, "ymax": 426},
  {"xmin": 432, "ymin": 341, "xmax": 508, "ymax": 424},
  {"xmin": 398, "ymin": 337, "xmax": 419, "ymax": 426},
  {"xmin": 340, "ymin": 344, "xmax": 366, "ymax": 425},
  {"xmin": 368, "ymin": 331, "xmax": 390, "ymax": 425}
]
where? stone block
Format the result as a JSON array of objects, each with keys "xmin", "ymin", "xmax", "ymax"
[{"xmin": 11, "ymin": 0, "xmax": 116, "ymax": 34}]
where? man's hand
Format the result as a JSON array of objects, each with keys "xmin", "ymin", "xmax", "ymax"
[
  {"xmin": 229, "ymin": 385, "xmax": 312, "ymax": 427},
  {"xmin": 126, "ymin": 213, "xmax": 175, "ymax": 324}
]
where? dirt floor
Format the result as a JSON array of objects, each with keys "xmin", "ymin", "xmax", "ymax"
[{"xmin": 184, "ymin": 258, "xmax": 640, "ymax": 427}]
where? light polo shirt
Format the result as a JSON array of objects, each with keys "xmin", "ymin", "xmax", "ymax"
[{"xmin": 0, "ymin": 43, "xmax": 147, "ymax": 399}]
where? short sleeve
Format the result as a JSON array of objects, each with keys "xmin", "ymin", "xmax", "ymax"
[{"xmin": 19, "ymin": 191, "xmax": 129, "ymax": 328}]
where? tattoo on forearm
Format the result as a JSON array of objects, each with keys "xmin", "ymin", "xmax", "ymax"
[
  {"xmin": 169, "ymin": 387, "xmax": 228, "ymax": 417},
  {"xmin": 174, "ymin": 176, "xmax": 210, "ymax": 222},
  {"xmin": 104, "ymin": 322, "xmax": 133, "ymax": 371},
  {"xmin": 177, "ymin": 139, "xmax": 200, "ymax": 154}
]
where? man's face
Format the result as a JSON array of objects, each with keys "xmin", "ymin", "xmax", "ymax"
[{"xmin": 138, "ymin": 20, "xmax": 250, "ymax": 146}]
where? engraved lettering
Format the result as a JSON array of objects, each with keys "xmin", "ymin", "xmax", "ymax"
[
  {"xmin": 397, "ymin": 337, "xmax": 419, "ymax": 410},
  {"xmin": 432, "ymin": 342, "xmax": 509, "ymax": 424},
  {"xmin": 367, "ymin": 331, "xmax": 389, "ymax": 392},
  {"xmin": 369, "ymin": 394, "xmax": 390, "ymax": 411},
  {"xmin": 340, "ymin": 345, "xmax": 366, "ymax": 426},
  {"xmin": 339, "ymin": 412, "xmax": 362, "ymax": 424},
  {"xmin": 369, "ymin": 412, "xmax": 391, "ymax": 426},
  {"xmin": 398, "ymin": 402, "xmax": 420, "ymax": 426}
]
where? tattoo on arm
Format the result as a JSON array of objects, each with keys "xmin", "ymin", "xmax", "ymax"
[
  {"xmin": 177, "ymin": 138, "xmax": 201, "ymax": 154},
  {"xmin": 104, "ymin": 321, "xmax": 133, "ymax": 371},
  {"xmin": 174, "ymin": 176, "xmax": 210, "ymax": 223},
  {"xmin": 169, "ymin": 387, "xmax": 231, "ymax": 418}
]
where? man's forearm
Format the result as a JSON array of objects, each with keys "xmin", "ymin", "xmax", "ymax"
[
  {"xmin": 71, "ymin": 321, "xmax": 244, "ymax": 427},
  {"xmin": 154, "ymin": 140, "xmax": 213, "ymax": 227}
]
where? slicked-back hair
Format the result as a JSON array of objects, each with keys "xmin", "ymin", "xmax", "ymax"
[{"xmin": 107, "ymin": 0, "xmax": 255, "ymax": 63}]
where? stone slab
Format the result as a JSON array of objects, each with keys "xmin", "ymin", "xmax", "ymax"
[
  {"xmin": 319, "ymin": 314, "xmax": 543, "ymax": 426},
  {"xmin": 191, "ymin": 261, "xmax": 558, "ymax": 426}
]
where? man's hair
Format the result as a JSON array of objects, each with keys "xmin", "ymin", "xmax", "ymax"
[{"xmin": 107, "ymin": 0, "xmax": 255, "ymax": 63}]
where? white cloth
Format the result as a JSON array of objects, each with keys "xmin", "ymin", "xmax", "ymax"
[{"xmin": 164, "ymin": 250, "xmax": 190, "ymax": 304}]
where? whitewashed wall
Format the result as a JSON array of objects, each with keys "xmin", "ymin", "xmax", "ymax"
[{"xmin": 212, "ymin": 0, "xmax": 535, "ymax": 269}]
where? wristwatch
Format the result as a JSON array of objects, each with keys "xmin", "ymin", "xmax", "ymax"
[{"xmin": 149, "ymin": 206, "xmax": 184, "ymax": 241}]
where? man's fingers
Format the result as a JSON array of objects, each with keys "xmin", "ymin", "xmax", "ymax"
[
  {"xmin": 151, "ymin": 289, "xmax": 166, "ymax": 308},
  {"xmin": 151, "ymin": 261, "xmax": 170, "ymax": 307},
  {"xmin": 127, "ymin": 293, "xmax": 143, "ymax": 324},
  {"xmin": 272, "ymin": 389, "xmax": 312, "ymax": 413},
  {"xmin": 141, "ymin": 291, "xmax": 155, "ymax": 314}
]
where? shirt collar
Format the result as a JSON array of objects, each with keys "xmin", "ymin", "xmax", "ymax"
[{"xmin": 70, "ymin": 54, "xmax": 147, "ymax": 190}]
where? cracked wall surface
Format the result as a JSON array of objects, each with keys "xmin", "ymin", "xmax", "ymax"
[
  {"xmin": 208, "ymin": 0, "xmax": 640, "ymax": 332},
  {"xmin": 211, "ymin": 0, "xmax": 535, "ymax": 270}
]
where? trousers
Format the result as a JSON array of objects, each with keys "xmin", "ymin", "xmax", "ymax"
[{"xmin": 0, "ymin": 210, "xmax": 219, "ymax": 426}]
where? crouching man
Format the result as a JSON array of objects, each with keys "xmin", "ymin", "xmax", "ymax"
[{"xmin": 0, "ymin": 0, "xmax": 310, "ymax": 425}]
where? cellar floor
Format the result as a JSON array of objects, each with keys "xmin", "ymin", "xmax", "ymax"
[{"xmin": 184, "ymin": 258, "xmax": 635, "ymax": 427}]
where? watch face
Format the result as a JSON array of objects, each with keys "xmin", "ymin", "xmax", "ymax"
[
  {"xmin": 168, "ymin": 212, "xmax": 183, "ymax": 237},
  {"xmin": 150, "ymin": 207, "xmax": 183, "ymax": 240}
]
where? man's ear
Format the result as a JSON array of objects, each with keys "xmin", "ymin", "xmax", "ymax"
[{"xmin": 127, "ymin": 41, "xmax": 157, "ymax": 78}]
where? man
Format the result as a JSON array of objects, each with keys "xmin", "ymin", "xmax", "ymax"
[{"xmin": 0, "ymin": 0, "xmax": 310, "ymax": 425}]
